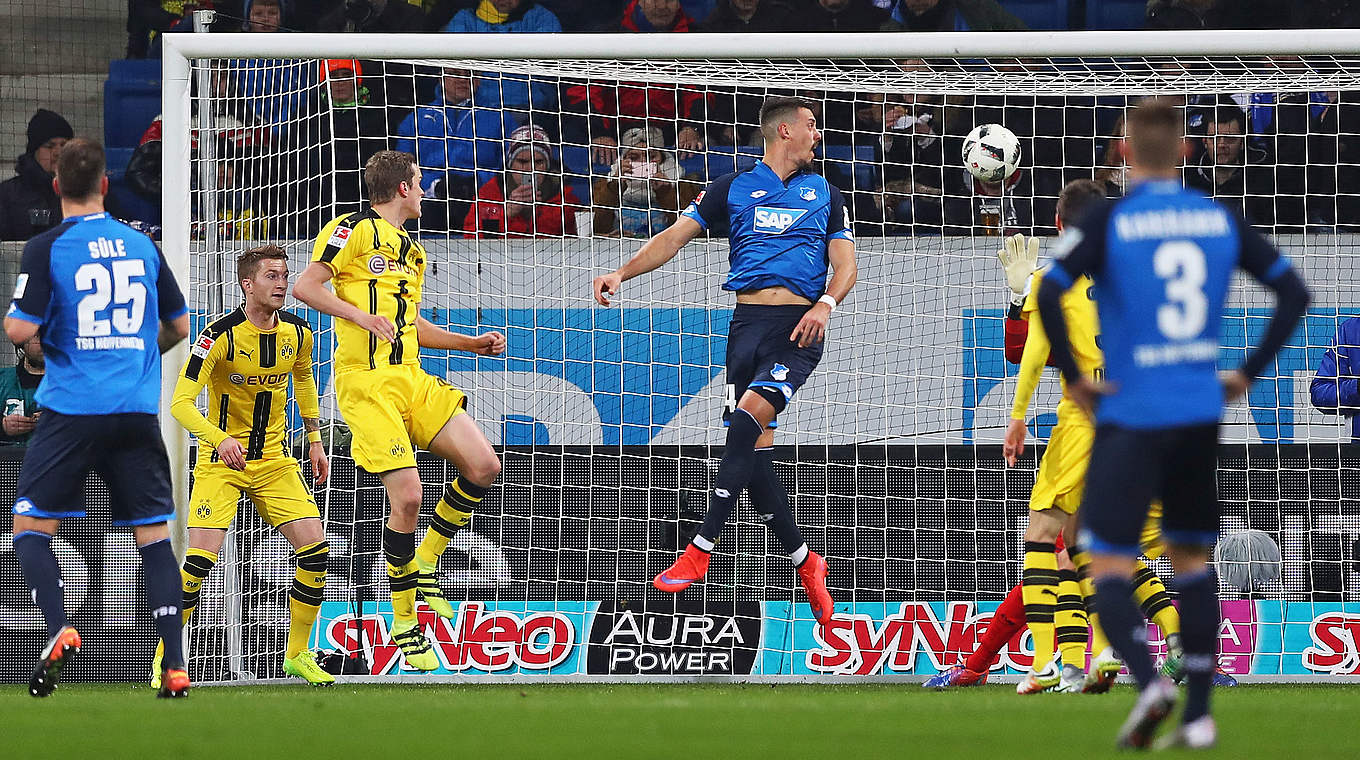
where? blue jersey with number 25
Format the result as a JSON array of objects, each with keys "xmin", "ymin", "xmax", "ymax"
[
  {"xmin": 7, "ymin": 212, "xmax": 187, "ymax": 416},
  {"xmin": 1046, "ymin": 179, "xmax": 1292, "ymax": 429}
]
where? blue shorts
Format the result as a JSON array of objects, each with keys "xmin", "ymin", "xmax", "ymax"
[
  {"xmin": 13, "ymin": 410, "xmax": 176, "ymax": 527},
  {"xmin": 723, "ymin": 303, "xmax": 824, "ymax": 425},
  {"xmin": 1079, "ymin": 423, "xmax": 1220, "ymax": 556}
]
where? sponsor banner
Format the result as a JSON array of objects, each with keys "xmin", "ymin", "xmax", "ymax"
[
  {"xmin": 761, "ymin": 600, "xmax": 1264, "ymax": 677},
  {"xmin": 1255, "ymin": 601, "xmax": 1360, "ymax": 676},
  {"xmin": 586, "ymin": 599, "xmax": 761, "ymax": 676},
  {"xmin": 312, "ymin": 601, "xmax": 593, "ymax": 676}
]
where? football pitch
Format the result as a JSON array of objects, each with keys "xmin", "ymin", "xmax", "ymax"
[{"xmin": 6, "ymin": 683, "xmax": 1359, "ymax": 758}]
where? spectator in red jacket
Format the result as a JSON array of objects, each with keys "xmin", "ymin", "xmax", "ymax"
[
  {"xmin": 464, "ymin": 125, "xmax": 586, "ymax": 238},
  {"xmin": 618, "ymin": 0, "xmax": 693, "ymax": 31}
]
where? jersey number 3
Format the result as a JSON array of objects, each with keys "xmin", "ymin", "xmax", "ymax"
[
  {"xmin": 1153, "ymin": 241, "xmax": 1207, "ymax": 341},
  {"xmin": 76, "ymin": 259, "xmax": 147, "ymax": 337}
]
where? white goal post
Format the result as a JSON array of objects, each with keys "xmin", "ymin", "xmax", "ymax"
[{"xmin": 159, "ymin": 30, "xmax": 1360, "ymax": 684}]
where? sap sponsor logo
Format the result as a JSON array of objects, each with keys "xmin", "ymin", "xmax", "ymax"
[
  {"xmin": 807, "ymin": 602, "xmax": 1001, "ymax": 676},
  {"xmin": 367, "ymin": 255, "xmax": 388, "ymax": 275},
  {"xmin": 586, "ymin": 601, "xmax": 761, "ymax": 675},
  {"xmin": 1302, "ymin": 612, "xmax": 1360, "ymax": 674},
  {"xmin": 322, "ymin": 603, "xmax": 577, "ymax": 675},
  {"xmin": 753, "ymin": 206, "xmax": 809, "ymax": 234}
]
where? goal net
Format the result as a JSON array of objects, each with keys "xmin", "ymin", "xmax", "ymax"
[{"xmin": 160, "ymin": 31, "xmax": 1360, "ymax": 682}]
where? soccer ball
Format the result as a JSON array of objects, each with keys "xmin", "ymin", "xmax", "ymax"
[{"xmin": 962, "ymin": 124, "xmax": 1021, "ymax": 183}]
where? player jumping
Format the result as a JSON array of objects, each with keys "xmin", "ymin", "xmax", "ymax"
[
  {"xmin": 592, "ymin": 96, "xmax": 855, "ymax": 625},
  {"xmin": 7, "ymin": 138, "xmax": 192, "ymax": 697},
  {"xmin": 151, "ymin": 245, "xmax": 334, "ymax": 686},
  {"xmin": 1037, "ymin": 99, "xmax": 1308, "ymax": 748},
  {"xmin": 294, "ymin": 150, "xmax": 506, "ymax": 671}
]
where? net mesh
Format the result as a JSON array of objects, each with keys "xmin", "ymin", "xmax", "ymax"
[{"xmin": 174, "ymin": 48, "xmax": 1360, "ymax": 681}]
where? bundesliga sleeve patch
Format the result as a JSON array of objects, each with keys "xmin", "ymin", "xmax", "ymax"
[
  {"xmin": 192, "ymin": 334, "xmax": 215, "ymax": 358},
  {"xmin": 11, "ymin": 273, "xmax": 27, "ymax": 299},
  {"xmin": 327, "ymin": 225, "xmax": 352, "ymax": 249}
]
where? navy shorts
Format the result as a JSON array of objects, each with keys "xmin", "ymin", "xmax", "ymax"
[
  {"xmin": 723, "ymin": 303, "xmax": 824, "ymax": 425},
  {"xmin": 1079, "ymin": 423, "xmax": 1220, "ymax": 555},
  {"xmin": 13, "ymin": 410, "xmax": 176, "ymax": 527}
]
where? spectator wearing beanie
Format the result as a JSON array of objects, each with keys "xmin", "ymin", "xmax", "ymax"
[
  {"xmin": 0, "ymin": 109, "xmax": 74, "ymax": 240},
  {"xmin": 464, "ymin": 125, "xmax": 586, "ymax": 238}
]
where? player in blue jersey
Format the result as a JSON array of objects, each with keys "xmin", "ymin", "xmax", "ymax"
[
  {"xmin": 592, "ymin": 97, "xmax": 857, "ymax": 626},
  {"xmin": 5, "ymin": 139, "xmax": 193, "ymax": 698},
  {"xmin": 1035, "ymin": 100, "xmax": 1309, "ymax": 749}
]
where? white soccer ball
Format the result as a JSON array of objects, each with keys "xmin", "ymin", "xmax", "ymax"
[{"xmin": 962, "ymin": 124, "xmax": 1021, "ymax": 183}]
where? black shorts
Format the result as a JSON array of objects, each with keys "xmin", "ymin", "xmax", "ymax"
[
  {"xmin": 1079, "ymin": 423, "xmax": 1220, "ymax": 555},
  {"xmin": 723, "ymin": 303, "xmax": 824, "ymax": 426},
  {"xmin": 13, "ymin": 410, "xmax": 176, "ymax": 527}
]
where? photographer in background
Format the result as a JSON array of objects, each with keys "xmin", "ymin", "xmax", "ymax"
[{"xmin": 0, "ymin": 335, "xmax": 44, "ymax": 447}]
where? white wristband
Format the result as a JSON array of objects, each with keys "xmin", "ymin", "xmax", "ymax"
[{"xmin": 817, "ymin": 294, "xmax": 838, "ymax": 312}]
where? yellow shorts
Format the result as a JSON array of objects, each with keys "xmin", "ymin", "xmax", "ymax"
[
  {"xmin": 1029, "ymin": 419, "xmax": 1094, "ymax": 515},
  {"xmin": 336, "ymin": 363, "xmax": 467, "ymax": 473},
  {"xmin": 189, "ymin": 457, "xmax": 318, "ymax": 530}
]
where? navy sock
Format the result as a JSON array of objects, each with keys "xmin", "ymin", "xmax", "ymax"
[
  {"xmin": 13, "ymin": 531, "xmax": 67, "ymax": 637},
  {"xmin": 748, "ymin": 448, "xmax": 805, "ymax": 555},
  {"xmin": 139, "ymin": 539, "xmax": 185, "ymax": 670},
  {"xmin": 1175, "ymin": 569, "xmax": 1219, "ymax": 723},
  {"xmin": 697, "ymin": 410, "xmax": 763, "ymax": 544},
  {"xmin": 1093, "ymin": 574, "xmax": 1158, "ymax": 689}
]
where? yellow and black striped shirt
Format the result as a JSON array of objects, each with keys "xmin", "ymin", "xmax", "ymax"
[
  {"xmin": 311, "ymin": 209, "xmax": 427, "ymax": 374},
  {"xmin": 172, "ymin": 307, "xmax": 320, "ymax": 466}
]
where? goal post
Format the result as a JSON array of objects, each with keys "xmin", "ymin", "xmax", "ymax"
[{"xmin": 160, "ymin": 30, "xmax": 1360, "ymax": 684}]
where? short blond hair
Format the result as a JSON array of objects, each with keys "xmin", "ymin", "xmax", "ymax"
[{"xmin": 1126, "ymin": 98, "xmax": 1183, "ymax": 172}]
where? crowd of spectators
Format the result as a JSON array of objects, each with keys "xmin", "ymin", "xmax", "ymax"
[{"xmin": 4, "ymin": 1, "xmax": 1360, "ymax": 242}]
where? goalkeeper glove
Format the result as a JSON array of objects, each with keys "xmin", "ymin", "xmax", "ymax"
[{"xmin": 997, "ymin": 233, "xmax": 1040, "ymax": 306}]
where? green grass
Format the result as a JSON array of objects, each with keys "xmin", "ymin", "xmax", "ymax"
[{"xmin": 6, "ymin": 683, "xmax": 1359, "ymax": 759}]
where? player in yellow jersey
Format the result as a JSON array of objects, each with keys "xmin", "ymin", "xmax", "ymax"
[
  {"xmin": 1003, "ymin": 180, "xmax": 1184, "ymax": 694},
  {"xmin": 293, "ymin": 151, "xmax": 505, "ymax": 671},
  {"xmin": 152, "ymin": 245, "xmax": 334, "ymax": 686}
]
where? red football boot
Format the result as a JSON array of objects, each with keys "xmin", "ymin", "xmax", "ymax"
[
  {"xmin": 797, "ymin": 551, "xmax": 834, "ymax": 625},
  {"xmin": 653, "ymin": 544, "xmax": 711, "ymax": 592}
]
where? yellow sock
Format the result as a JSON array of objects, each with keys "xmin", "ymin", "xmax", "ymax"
[
  {"xmin": 1022, "ymin": 540, "xmax": 1060, "ymax": 671},
  {"xmin": 415, "ymin": 477, "xmax": 483, "ymax": 568},
  {"xmin": 286, "ymin": 541, "xmax": 328, "ymax": 659},
  {"xmin": 1132, "ymin": 559, "xmax": 1180, "ymax": 640},
  {"xmin": 384, "ymin": 527, "xmax": 418, "ymax": 622},
  {"xmin": 1070, "ymin": 547, "xmax": 1111, "ymax": 653},
  {"xmin": 181, "ymin": 547, "xmax": 217, "ymax": 624},
  {"xmin": 1055, "ymin": 570, "xmax": 1089, "ymax": 669}
]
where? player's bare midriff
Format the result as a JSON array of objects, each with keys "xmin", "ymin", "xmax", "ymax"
[{"xmin": 735, "ymin": 285, "xmax": 811, "ymax": 306}]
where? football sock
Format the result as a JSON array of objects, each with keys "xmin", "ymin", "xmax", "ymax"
[
  {"xmin": 287, "ymin": 541, "xmax": 329, "ymax": 659},
  {"xmin": 747, "ymin": 447, "xmax": 806, "ymax": 556},
  {"xmin": 696, "ymin": 410, "xmax": 763, "ymax": 545},
  {"xmin": 140, "ymin": 538, "xmax": 185, "ymax": 670},
  {"xmin": 416, "ymin": 477, "xmax": 482, "ymax": 567},
  {"xmin": 384, "ymin": 526, "xmax": 418, "ymax": 622},
  {"xmin": 1173, "ymin": 569, "xmax": 1219, "ymax": 723},
  {"xmin": 966, "ymin": 583, "xmax": 1025, "ymax": 672},
  {"xmin": 13, "ymin": 531, "xmax": 66, "ymax": 637},
  {"xmin": 1055, "ymin": 569, "xmax": 1090, "ymax": 669},
  {"xmin": 180, "ymin": 547, "xmax": 218, "ymax": 624},
  {"xmin": 1092, "ymin": 574, "xmax": 1157, "ymax": 689},
  {"xmin": 1132, "ymin": 559, "xmax": 1181, "ymax": 642},
  {"xmin": 1021, "ymin": 540, "xmax": 1059, "ymax": 671},
  {"xmin": 1070, "ymin": 546, "xmax": 1112, "ymax": 654}
]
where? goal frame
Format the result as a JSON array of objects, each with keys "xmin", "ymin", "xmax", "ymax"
[{"xmin": 158, "ymin": 29, "xmax": 1360, "ymax": 683}]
